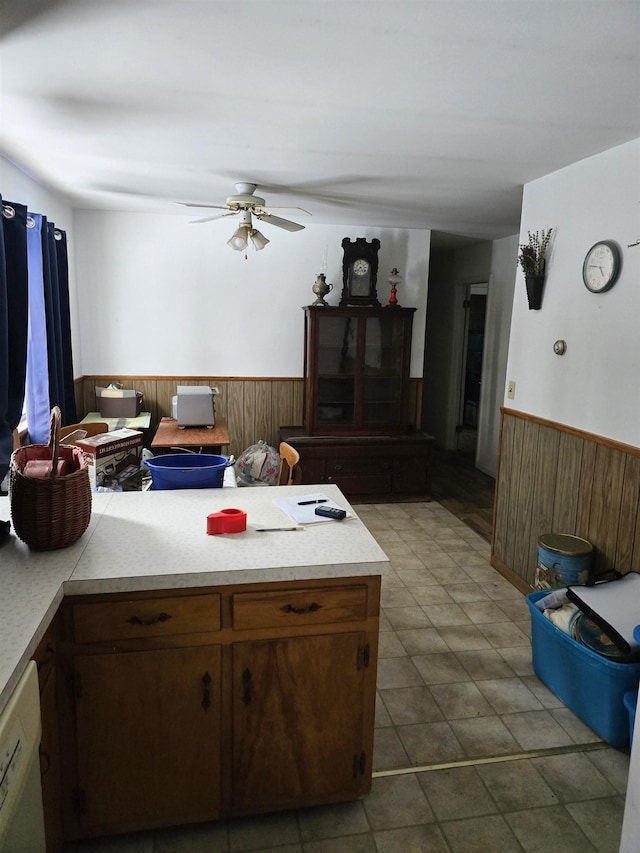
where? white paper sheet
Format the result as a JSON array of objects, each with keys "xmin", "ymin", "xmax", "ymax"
[{"xmin": 272, "ymin": 492, "xmax": 353, "ymax": 525}]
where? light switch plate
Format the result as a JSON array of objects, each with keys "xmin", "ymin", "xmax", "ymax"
[{"xmin": 507, "ymin": 381, "xmax": 516, "ymax": 400}]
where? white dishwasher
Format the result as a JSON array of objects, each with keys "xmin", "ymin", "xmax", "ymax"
[{"xmin": 0, "ymin": 661, "xmax": 46, "ymax": 852}]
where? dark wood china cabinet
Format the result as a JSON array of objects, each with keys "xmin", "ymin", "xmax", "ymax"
[{"xmin": 281, "ymin": 305, "xmax": 434, "ymax": 501}]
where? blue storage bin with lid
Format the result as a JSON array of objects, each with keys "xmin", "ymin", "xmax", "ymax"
[{"xmin": 527, "ymin": 590, "xmax": 640, "ymax": 748}]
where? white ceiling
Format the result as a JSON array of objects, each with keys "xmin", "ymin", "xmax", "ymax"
[{"xmin": 1, "ymin": 0, "xmax": 639, "ymax": 244}]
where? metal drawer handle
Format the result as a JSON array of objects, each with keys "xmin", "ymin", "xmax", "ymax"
[
  {"xmin": 242, "ymin": 667, "xmax": 253, "ymax": 705},
  {"xmin": 202, "ymin": 672, "xmax": 212, "ymax": 711},
  {"xmin": 125, "ymin": 612, "xmax": 172, "ymax": 626},
  {"xmin": 281, "ymin": 602, "xmax": 322, "ymax": 615}
]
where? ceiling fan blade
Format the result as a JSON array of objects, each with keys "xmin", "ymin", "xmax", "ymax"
[
  {"xmin": 189, "ymin": 211, "xmax": 237, "ymax": 224},
  {"xmin": 255, "ymin": 212, "xmax": 305, "ymax": 232},
  {"xmin": 179, "ymin": 202, "xmax": 228, "ymax": 210}
]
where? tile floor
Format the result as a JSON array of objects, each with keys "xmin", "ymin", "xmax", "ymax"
[{"xmin": 63, "ymin": 500, "xmax": 630, "ymax": 853}]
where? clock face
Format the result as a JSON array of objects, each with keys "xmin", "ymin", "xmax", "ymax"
[
  {"xmin": 583, "ymin": 241, "xmax": 621, "ymax": 293},
  {"xmin": 352, "ymin": 259, "xmax": 370, "ymax": 276}
]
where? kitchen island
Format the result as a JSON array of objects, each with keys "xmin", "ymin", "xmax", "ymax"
[{"xmin": 0, "ymin": 484, "xmax": 388, "ymax": 843}]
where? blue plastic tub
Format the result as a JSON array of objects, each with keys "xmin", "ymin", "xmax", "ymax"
[
  {"xmin": 527, "ymin": 590, "xmax": 640, "ymax": 748},
  {"xmin": 145, "ymin": 454, "xmax": 234, "ymax": 490},
  {"xmin": 624, "ymin": 690, "xmax": 638, "ymax": 746}
]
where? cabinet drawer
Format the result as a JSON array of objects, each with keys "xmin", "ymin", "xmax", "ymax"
[
  {"xmin": 72, "ymin": 594, "xmax": 221, "ymax": 643},
  {"xmin": 328, "ymin": 456, "xmax": 392, "ymax": 476},
  {"xmin": 233, "ymin": 585, "xmax": 368, "ymax": 630}
]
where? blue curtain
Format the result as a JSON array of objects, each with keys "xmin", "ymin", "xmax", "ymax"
[
  {"xmin": 0, "ymin": 197, "xmax": 29, "ymax": 485},
  {"xmin": 0, "ymin": 196, "xmax": 76, "ymax": 481},
  {"xmin": 25, "ymin": 214, "xmax": 51, "ymax": 444}
]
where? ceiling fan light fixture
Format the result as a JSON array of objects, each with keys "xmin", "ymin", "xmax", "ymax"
[
  {"xmin": 249, "ymin": 228, "xmax": 269, "ymax": 251},
  {"xmin": 227, "ymin": 226, "xmax": 248, "ymax": 251}
]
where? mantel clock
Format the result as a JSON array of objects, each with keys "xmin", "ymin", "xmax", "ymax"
[{"xmin": 339, "ymin": 237, "xmax": 381, "ymax": 306}]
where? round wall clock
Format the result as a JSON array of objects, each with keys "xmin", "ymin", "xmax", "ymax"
[
  {"xmin": 582, "ymin": 240, "xmax": 621, "ymax": 293},
  {"xmin": 339, "ymin": 237, "xmax": 381, "ymax": 306}
]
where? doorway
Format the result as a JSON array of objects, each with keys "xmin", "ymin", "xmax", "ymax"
[{"xmin": 456, "ymin": 284, "xmax": 487, "ymax": 455}]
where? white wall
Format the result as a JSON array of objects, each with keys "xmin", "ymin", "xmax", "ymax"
[
  {"xmin": 505, "ymin": 139, "xmax": 640, "ymax": 448},
  {"xmin": 73, "ymin": 210, "xmax": 430, "ymax": 378},
  {"xmin": 476, "ymin": 235, "xmax": 518, "ymax": 476}
]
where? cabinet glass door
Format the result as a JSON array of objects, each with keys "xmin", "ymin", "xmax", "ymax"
[
  {"xmin": 316, "ymin": 316, "xmax": 356, "ymax": 427},
  {"xmin": 363, "ymin": 316, "xmax": 403, "ymax": 427}
]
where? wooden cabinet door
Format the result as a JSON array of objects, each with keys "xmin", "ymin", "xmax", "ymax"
[
  {"xmin": 40, "ymin": 665, "xmax": 63, "ymax": 853},
  {"xmin": 73, "ymin": 645, "xmax": 221, "ymax": 834},
  {"xmin": 231, "ymin": 632, "xmax": 369, "ymax": 813}
]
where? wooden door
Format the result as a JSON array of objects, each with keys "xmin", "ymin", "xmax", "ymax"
[
  {"xmin": 231, "ymin": 632, "xmax": 368, "ymax": 813},
  {"xmin": 73, "ymin": 645, "xmax": 221, "ymax": 833}
]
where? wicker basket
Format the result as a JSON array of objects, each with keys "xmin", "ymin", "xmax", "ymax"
[{"xmin": 10, "ymin": 407, "xmax": 92, "ymax": 551}]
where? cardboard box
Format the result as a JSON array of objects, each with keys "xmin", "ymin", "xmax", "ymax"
[
  {"xmin": 77, "ymin": 429, "xmax": 144, "ymax": 492},
  {"xmin": 96, "ymin": 387, "xmax": 143, "ymax": 418}
]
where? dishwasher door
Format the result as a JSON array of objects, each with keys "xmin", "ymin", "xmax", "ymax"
[{"xmin": 0, "ymin": 661, "xmax": 46, "ymax": 852}]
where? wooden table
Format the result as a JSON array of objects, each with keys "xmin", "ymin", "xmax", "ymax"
[{"xmin": 151, "ymin": 417, "xmax": 230, "ymax": 453}]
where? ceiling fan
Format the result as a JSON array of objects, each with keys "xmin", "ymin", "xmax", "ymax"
[{"xmin": 179, "ymin": 183, "xmax": 308, "ymax": 253}]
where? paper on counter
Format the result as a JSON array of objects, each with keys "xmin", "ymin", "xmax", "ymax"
[{"xmin": 272, "ymin": 492, "xmax": 353, "ymax": 525}]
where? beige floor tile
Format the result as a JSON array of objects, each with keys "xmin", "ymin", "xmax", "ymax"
[
  {"xmin": 502, "ymin": 709, "xmax": 577, "ymax": 750},
  {"xmin": 383, "ymin": 605, "xmax": 433, "ymax": 630},
  {"xmin": 585, "ymin": 748, "xmax": 630, "ymax": 794},
  {"xmin": 378, "ymin": 630, "xmax": 409, "ymax": 658},
  {"xmin": 379, "ymin": 685, "xmax": 444, "ymax": 726},
  {"xmin": 411, "ymin": 584, "xmax": 456, "ymax": 605},
  {"xmin": 476, "ymin": 759, "xmax": 559, "ymax": 811},
  {"xmin": 417, "ymin": 764, "xmax": 497, "ymax": 821},
  {"xmin": 396, "ymin": 721, "xmax": 467, "ymax": 765},
  {"xmin": 449, "ymin": 715, "xmax": 521, "ymax": 758},
  {"xmin": 372, "ymin": 726, "xmax": 410, "ymax": 771},
  {"xmin": 437, "ymin": 624, "xmax": 493, "ymax": 652},
  {"xmin": 531, "ymin": 752, "xmax": 618, "ymax": 802},
  {"xmin": 364, "ymin": 774, "xmax": 435, "ymax": 831},
  {"xmin": 441, "ymin": 814, "xmax": 523, "ymax": 852},
  {"xmin": 376, "ymin": 656, "xmax": 424, "ymax": 689},
  {"xmin": 421, "ymin": 602, "xmax": 472, "ymax": 627},
  {"xmin": 396, "ymin": 627, "xmax": 450, "ymax": 655},
  {"xmin": 227, "ymin": 810, "xmax": 300, "ymax": 851},
  {"xmin": 506, "ymin": 805, "xmax": 597, "ymax": 852},
  {"xmin": 565, "ymin": 796, "xmax": 626, "ymax": 853},
  {"xmin": 456, "ymin": 649, "xmax": 516, "ymax": 680},
  {"xmin": 373, "ymin": 823, "xmax": 451, "ymax": 852},
  {"xmin": 411, "ymin": 652, "xmax": 471, "ymax": 685},
  {"xmin": 429, "ymin": 681, "xmax": 494, "ymax": 719},
  {"xmin": 297, "ymin": 800, "xmax": 369, "ymax": 842},
  {"xmin": 475, "ymin": 677, "xmax": 543, "ymax": 714},
  {"xmin": 302, "ymin": 835, "xmax": 374, "ymax": 853}
]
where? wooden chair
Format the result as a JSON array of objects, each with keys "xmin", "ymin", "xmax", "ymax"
[
  {"xmin": 59, "ymin": 421, "xmax": 109, "ymax": 441},
  {"xmin": 277, "ymin": 441, "xmax": 301, "ymax": 486}
]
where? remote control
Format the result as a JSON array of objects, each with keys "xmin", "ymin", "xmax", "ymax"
[{"xmin": 314, "ymin": 505, "xmax": 347, "ymax": 521}]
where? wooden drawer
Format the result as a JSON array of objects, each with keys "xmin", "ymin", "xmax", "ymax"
[
  {"xmin": 233, "ymin": 585, "xmax": 368, "ymax": 630},
  {"xmin": 72, "ymin": 594, "xmax": 221, "ymax": 643}
]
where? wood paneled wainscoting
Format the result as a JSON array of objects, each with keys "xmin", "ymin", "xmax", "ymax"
[
  {"xmin": 75, "ymin": 376, "xmax": 423, "ymax": 461},
  {"xmin": 491, "ymin": 408, "xmax": 640, "ymax": 593}
]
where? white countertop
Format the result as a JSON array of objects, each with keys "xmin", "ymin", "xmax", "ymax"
[{"xmin": 0, "ymin": 484, "xmax": 389, "ymax": 712}]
